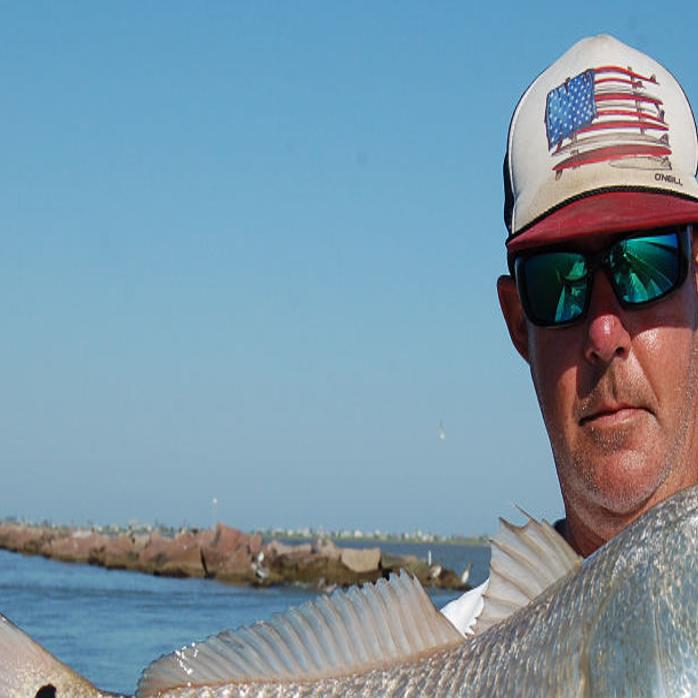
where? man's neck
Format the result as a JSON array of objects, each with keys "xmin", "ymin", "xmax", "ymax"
[
  {"xmin": 560, "ymin": 469, "xmax": 698, "ymax": 557},
  {"xmin": 553, "ymin": 515, "xmax": 605, "ymax": 557}
]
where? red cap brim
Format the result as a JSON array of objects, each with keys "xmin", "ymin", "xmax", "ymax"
[{"xmin": 506, "ymin": 191, "xmax": 698, "ymax": 255}]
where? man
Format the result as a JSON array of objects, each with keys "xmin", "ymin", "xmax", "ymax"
[{"xmin": 443, "ymin": 34, "xmax": 698, "ymax": 634}]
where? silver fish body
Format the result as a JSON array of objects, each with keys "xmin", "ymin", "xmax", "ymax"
[{"xmin": 146, "ymin": 486, "xmax": 698, "ymax": 696}]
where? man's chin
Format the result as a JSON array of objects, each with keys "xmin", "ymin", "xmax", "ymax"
[
  {"xmin": 582, "ymin": 459, "xmax": 668, "ymax": 517},
  {"xmin": 566, "ymin": 445, "xmax": 672, "ymax": 517}
]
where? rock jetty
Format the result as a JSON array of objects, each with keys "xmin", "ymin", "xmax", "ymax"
[{"xmin": 0, "ymin": 522, "xmax": 469, "ymax": 591}]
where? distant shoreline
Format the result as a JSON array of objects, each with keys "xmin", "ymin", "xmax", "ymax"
[
  {"xmin": 1, "ymin": 518, "xmax": 489, "ymax": 547},
  {"xmin": 265, "ymin": 531, "xmax": 490, "ymax": 546}
]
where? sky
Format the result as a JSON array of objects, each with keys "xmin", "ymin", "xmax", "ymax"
[{"xmin": 1, "ymin": 2, "xmax": 697, "ymax": 536}]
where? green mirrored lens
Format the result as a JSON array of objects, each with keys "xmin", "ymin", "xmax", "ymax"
[
  {"xmin": 521, "ymin": 252, "xmax": 588, "ymax": 324},
  {"xmin": 610, "ymin": 234, "xmax": 680, "ymax": 304}
]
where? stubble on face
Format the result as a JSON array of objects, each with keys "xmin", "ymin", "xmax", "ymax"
[
  {"xmin": 571, "ymin": 362, "xmax": 668, "ymax": 512},
  {"xmin": 533, "ymin": 322, "xmax": 698, "ymax": 526}
]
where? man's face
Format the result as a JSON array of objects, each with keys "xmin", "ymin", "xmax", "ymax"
[{"xmin": 499, "ymin": 229, "xmax": 698, "ymax": 542}]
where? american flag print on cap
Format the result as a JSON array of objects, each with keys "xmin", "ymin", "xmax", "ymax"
[{"xmin": 545, "ymin": 65, "xmax": 672, "ymax": 175}]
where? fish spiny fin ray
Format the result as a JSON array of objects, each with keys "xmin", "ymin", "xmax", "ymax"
[
  {"xmin": 475, "ymin": 512, "xmax": 581, "ymax": 634},
  {"xmin": 0, "ymin": 612, "xmax": 103, "ymax": 697},
  {"xmin": 136, "ymin": 571, "xmax": 464, "ymax": 696}
]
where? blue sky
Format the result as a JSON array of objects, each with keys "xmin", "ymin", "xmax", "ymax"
[{"xmin": 2, "ymin": 2, "xmax": 697, "ymax": 535}]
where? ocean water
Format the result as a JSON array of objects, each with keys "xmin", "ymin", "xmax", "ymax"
[{"xmin": 0, "ymin": 543, "xmax": 489, "ymax": 695}]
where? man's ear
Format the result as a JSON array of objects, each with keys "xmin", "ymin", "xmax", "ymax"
[{"xmin": 497, "ymin": 275, "xmax": 530, "ymax": 363}]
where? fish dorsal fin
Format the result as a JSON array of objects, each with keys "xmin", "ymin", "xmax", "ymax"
[
  {"xmin": 137, "ymin": 571, "xmax": 463, "ymax": 696},
  {"xmin": 475, "ymin": 512, "xmax": 581, "ymax": 634},
  {"xmin": 0, "ymin": 612, "xmax": 104, "ymax": 697}
]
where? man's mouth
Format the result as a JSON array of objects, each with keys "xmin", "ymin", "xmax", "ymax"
[{"xmin": 579, "ymin": 404, "xmax": 647, "ymax": 427}]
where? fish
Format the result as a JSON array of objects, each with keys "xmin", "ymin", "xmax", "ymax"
[{"xmin": 3, "ymin": 484, "xmax": 698, "ymax": 696}]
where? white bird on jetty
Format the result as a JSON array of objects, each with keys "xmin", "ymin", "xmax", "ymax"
[{"xmin": 461, "ymin": 561, "xmax": 473, "ymax": 586}]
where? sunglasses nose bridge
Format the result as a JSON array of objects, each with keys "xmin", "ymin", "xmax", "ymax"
[
  {"xmin": 587, "ymin": 265, "xmax": 625, "ymax": 314},
  {"xmin": 589, "ymin": 247, "xmax": 613, "ymax": 274},
  {"xmin": 586, "ymin": 248, "xmax": 628, "ymax": 307}
]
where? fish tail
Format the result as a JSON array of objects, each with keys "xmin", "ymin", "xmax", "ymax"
[{"xmin": 0, "ymin": 611, "xmax": 106, "ymax": 697}]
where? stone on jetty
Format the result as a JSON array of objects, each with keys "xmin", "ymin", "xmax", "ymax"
[
  {"xmin": 102, "ymin": 533, "xmax": 147, "ymax": 569},
  {"xmin": 340, "ymin": 546, "xmax": 380, "ymax": 573},
  {"xmin": 311, "ymin": 537, "xmax": 341, "ymax": 561},
  {"xmin": 262, "ymin": 539, "xmax": 383, "ymax": 588},
  {"xmin": 139, "ymin": 531, "xmax": 204, "ymax": 578},
  {"xmin": 265, "ymin": 540, "xmax": 312, "ymax": 557},
  {"xmin": 47, "ymin": 530, "xmax": 107, "ymax": 564},
  {"xmin": 199, "ymin": 524, "xmax": 259, "ymax": 583},
  {"xmin": 0, "ymin": 523, "xmax": 59, "ymax": 555}
]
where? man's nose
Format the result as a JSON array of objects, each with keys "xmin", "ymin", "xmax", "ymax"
[{"xmin": 583, "ymin": 271, "xmax": 632, "ymax": 365}]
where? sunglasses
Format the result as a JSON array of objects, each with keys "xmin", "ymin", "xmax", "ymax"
[{"xmin": 511, "ymin": 226, "xmax": 692, "ymax": 328}]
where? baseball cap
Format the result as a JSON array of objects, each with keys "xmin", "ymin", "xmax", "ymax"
[{"xmin": 504, "ymin": 35, "xmax": 698, "ymax": 256}]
